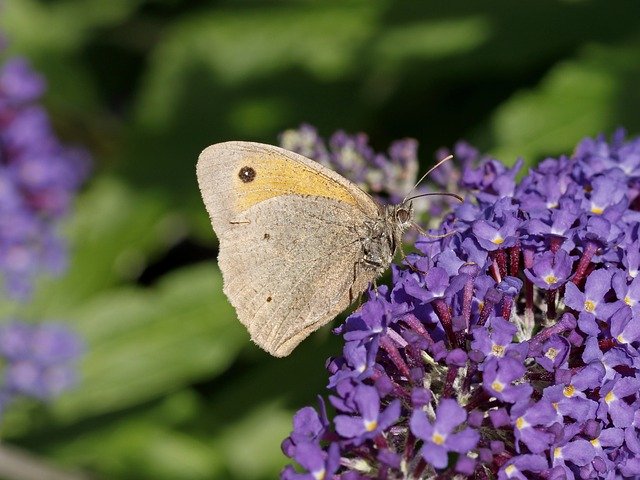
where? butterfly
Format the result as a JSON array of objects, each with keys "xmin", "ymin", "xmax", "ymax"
[{"xmin": 197, "ymin": 142, "xmax": 455, "ymax": 356}]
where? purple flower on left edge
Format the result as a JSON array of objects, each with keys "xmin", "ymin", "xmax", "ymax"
[
  {"xmin": 410, "ymin": 399, "xmax": 479, "ymax": 469},
  {"xmin": 0, "ymin": 46, "xmax": 87, "ymax": 421},
  {"xmin": 0, "ymin": 55, "xmax": 90, "ymax": 300},
  {"xmin": 0, "ymin": 321, "xmax": 82, "ymax": 400}
]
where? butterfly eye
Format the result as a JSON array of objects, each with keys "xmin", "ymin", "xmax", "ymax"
[{"xmin": 396, "ymin": 207, "xmax": 411, "ymax": 224}]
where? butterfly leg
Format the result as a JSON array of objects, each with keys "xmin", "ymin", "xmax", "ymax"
[
  {"xmin": 397, "ymin": 242, "xmax": 429, "ymax": 274},
  {"xmin": 412, "ymin": 221, "xmax": 457, "ymax": 240},
  {"xmin": 371, "ymin": 279, "xmax": 379, "ymax": 297},
  {"xmin": 349, "ymin": 261, "xmax": 358, "ymax": 304}
]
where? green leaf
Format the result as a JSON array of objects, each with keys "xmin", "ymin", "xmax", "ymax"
[
  {"xmin": 14, "ymin": 177, "xmax": 171, "ymax": 314},
  {"xmin": 213, "ymin": 401, "xmax": 294, "ymax": 480},
  {"xmin": 47, "ymin": 404, "xmax": 222, "ymax": 480},
  {"xmin": 488, "ymin": 40, "xmax": 640, "ymax": 163},
  {"xmin": 1, "ymin": 0, "xmax": 144, "ymax": 55},
  {"xmin": 134, "ymin": 2, "xmax": 382, "ymax": 131},
  {"xmin": 374, "ymin": 16, "xmax": 491, "ymax": 65},
  {"xmin": 50, "ymin": 263, "xmax": 241, "ymax": 422}
]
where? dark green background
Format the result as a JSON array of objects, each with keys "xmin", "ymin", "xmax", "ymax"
[{"xmin": 1, "ymin": 1, "xmax": 639, "ymax": 478}]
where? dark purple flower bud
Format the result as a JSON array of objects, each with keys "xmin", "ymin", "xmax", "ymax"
[
  {"xmin": 489, "ymin": 408, "xmax": 510, "ymax": 428},
  {"xmin": 455, "ymin": 455, "xmax": 476, "ymax": 475},
  {"xmin": 411, "ymin": 387, "xmax": 431, "ymax": 408}
]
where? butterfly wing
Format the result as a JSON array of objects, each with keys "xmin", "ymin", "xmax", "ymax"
[{"xmin": 196, "ymin": 142, "xmax": 380, "ymax": 356}]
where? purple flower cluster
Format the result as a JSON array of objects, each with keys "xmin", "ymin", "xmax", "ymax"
[
  {"xmin": 0, "ymin": 55, "xmax": 90, "ymax": 299},
  {"xmin": 0, "ymin": 321, "xmax": 82, "ymax": 413},
  {"xmin": 0, "ymin": 45, "xmax": 86, "ymax": 418},
  {"xmin": 282, "ymin": 128, "xmax": 640, "ymax": 479}
]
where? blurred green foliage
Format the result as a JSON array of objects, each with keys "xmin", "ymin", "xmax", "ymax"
[{"xmin": 1, "ymin": 1, "xmax": 640, "ymax": 478}]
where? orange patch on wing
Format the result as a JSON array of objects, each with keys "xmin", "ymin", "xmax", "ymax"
[{"xmin": 233, "ymin": 153, "xmax": 359, "ymax": 211}]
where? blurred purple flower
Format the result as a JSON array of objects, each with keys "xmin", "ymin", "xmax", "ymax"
[
  {"xmin": 0, "ymin": 321, "xmax": 82, "ymax": 400},
  {"xmin": 281, "ymin": 129, "xmax": 640, "ymax": 478},
  {"xmin": 0, "ymin": 44, "xmax": 87, "ymax": 419},
  {"xmin": 0, "ymin": 54, "xmax": 90, "ymax": 299}
]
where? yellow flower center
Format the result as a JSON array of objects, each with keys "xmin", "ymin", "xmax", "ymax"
[
  {"xmin": 515, "ymin": 417, "xmax": 527, "ymax": 430},
  {"xmin": 617, "ymin": 333, "xmax": 628, "ymax": 344},
  {"xmin": 313, "ymin": 468, "xmax": 326, "ymax": 480},
  {"xmin": 552, "ymin": 402, "xmax": 559, "ymax": 411},
  {"xmin": 491, "ymin": 344, "xmax": 506, "ymax": 357},
  {"xmin": 492, "ymin": 235, "xmax": 505, "ymax": 245},
  {"xmin": 563, "ymin": 385, "xmax": 575, "ymax": 397},
  {"xmin": 553, "ymin": 447, "xmax": 562, "ymax": 459},
  {"xmin": 605, "ymin": 391, "xmax": 616, "ymax": 404},
  {"xmin": 364, "ymin": 419, "xmax": 378, "ymax": 432},
  {"xmin": 431, "ymin": 432, "xmax": 446, "ymax": 445},
  {"xmin": 544, "ymin": 274, "xmax": 558, "ymax": 285},
  {"xmin": 491, "ymin": 380, "xmax": 505, "ymax": 393},
  {"xmin": 591, "ymin": 205, "xmax": 604, "ymax": 215},
  {"xmin": 591, "ymin": 438, "xmax": 601, "ymax": 448},
  {"xmin": 505, "ymin": 464, "xmax": 517, "ymax": 475},
  {"xmin": 545, "ymin": 347, "xmax": 559, "ymax": 360},
  {"xmin": 584, "ymin": 300, "xmax": 596, "ymax": 313},
  {"xmin": 625, "ymin": 296, "xmax": 635, "ymax": 306}
]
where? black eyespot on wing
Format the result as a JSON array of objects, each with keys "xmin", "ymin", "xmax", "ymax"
[
  {"xmin": 266, "ymin": 296, "xmax": 272, "ymax": 302},
  {"xmin": 239, "ymin": 166, "xmax": 256, "ymax": 183},
  {"xmin": 263, "ymin": 233, "xmax": 270, "ymax": 240}
]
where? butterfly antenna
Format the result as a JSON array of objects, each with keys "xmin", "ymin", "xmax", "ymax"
[
  {"xmin": 402, "ymin": 154, "xmax": 454, "ymax": 203},
  {"xmin": 405, "ymin": 191, "xmax": 464, "ymax": 203}
]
